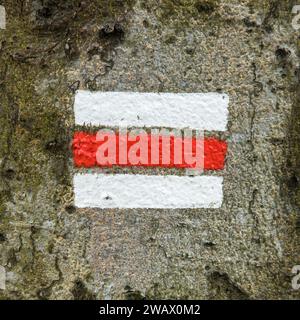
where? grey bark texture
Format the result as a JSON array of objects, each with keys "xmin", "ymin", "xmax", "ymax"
[{"xmin": 0, "ymin": 0, "xmax": 300, "ymax": 299}]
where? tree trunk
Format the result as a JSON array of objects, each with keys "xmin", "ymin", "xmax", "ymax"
[{"xmin": 0, "ymin": 0, "xmax": 300, "ymax": 299}]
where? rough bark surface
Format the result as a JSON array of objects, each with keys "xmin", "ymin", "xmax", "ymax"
[{"xmin": 0, "ymin": 0, "xmax": 300, "ymax": 299}]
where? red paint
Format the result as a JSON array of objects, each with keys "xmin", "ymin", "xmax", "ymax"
[{"xmin": 73, "ymin": 131, "xmax": 227, "ymax": 170}]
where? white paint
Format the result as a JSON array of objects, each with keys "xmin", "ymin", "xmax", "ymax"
[
  {"xmin": 292, "ymin": 5, "xmax": 300, "ymax": 30},
  {"xmin": 292, "ymin": 265, "xmax": 300, "ymax": 290},
  {"xmin": 74, "ymin": 174, "xmax": 223, "ymax": 209},
  {"xmin": 74, "ymin": 91, "xmax": 229, "ymax": 131},
  {"xmin": 0, "ymin": 6, "xmax": 6, "ymax": 30},
  {"xmin": 0, "ymin": 266, "xmax": 5, "ymax": 290}
]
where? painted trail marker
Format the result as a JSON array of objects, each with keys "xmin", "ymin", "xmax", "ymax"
[{"xmin": 73, "ymin": 91, "xmax": 229, "ymax": 209}]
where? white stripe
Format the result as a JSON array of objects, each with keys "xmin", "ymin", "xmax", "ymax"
[
  {"xmin": 74, "ymin": 91, "xmax": 229, "ymax": 131},
  {"xmin": 0, "ymin": 266, "xmax": 5, "ymax": 290},
  {"xmin": 74, "ymin": 174, "xmax": 223, "ymax": 209},
  {"xmin": 0, "ymin": 6, "xmax": 6, "ymax": 30}
]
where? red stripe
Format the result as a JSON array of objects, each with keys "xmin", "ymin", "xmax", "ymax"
[{"xmin": 73, "ymin": 132, "xmax": 227, "ymax": 170}]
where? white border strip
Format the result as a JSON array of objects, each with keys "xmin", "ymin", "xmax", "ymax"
[
  {"xmin": 74, "ymin": 91, "xmax": 229, "ymax": 131},
  {"xmin": 0, "ymin": 265, "xmax": 5, "ymax": 290},
  {"xmin": 74, "ymin": 174, "xmax": 223, "ymax": 209},
  {"xmin": 0, "ymin": 6, "xmax": 6, "ymax": 30}
]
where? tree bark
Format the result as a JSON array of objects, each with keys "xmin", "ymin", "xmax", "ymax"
[{"xmin": 0, "ymin": 0, "xmax": 300, "ymax": 299}]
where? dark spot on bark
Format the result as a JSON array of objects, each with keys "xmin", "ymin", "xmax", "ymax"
[
  {"xmin": 203, "ymin": 240, "xmax": 216, "ymax": 247},
  {"xmin": 288, "ymin": 175, "xmax": 299, "ymax": 190},
  {"xmin": 3, "ymin": 168, "xmax": 15, "ymax": 180},
  {"xmin": 243, "ymin": 17, "xmax": 257, "ymax": 28},
  {"xmin": 295, "ymin": 67, "xmax": 300, "ymax": 81},
  {"xmin": 275, "ymin": 47, "xmax": 291, "ymax": 61},
  {"xmin": 270, "ymin": 138, "xmax": 284, "ymax": 146},
  {"xmin": 195, "ymin": 1, "xmax": 216, "ymax": 14},
  {"xmin": 37, "ymin": 7, "xmax": 53, "ymax": 19},
  {"xmin": 65, "ymin": 205, "xmax": 76, "ymax": 214},
  {"xmin": 99, "ymin": 22, "xmax": 125, "ymax": 42},
  {"xmin": 0, "ymin": 233, "xmax": 6, "ymax": 242},
  {"xmin": 124, "ymin": 285, "xmax": 146, "ymax": 300},
  {"xmin": 165, "ymin": 35, "xmax": 177, "ymax": 44},
  {"xmin": 143, "ymin": 19, "xmax": 150, "ymax": 28},
  {"xmin": 37, "ymin": 287, "xmax": 52, "ymax": 300},
  {"xmin": 185, "ymin": 47, "xmax": 195, "ymax": 55},
  {"xmin": 71, "ymin": 279, "xmax": 96, "ymax": 300},
  {"xmin": 296, "ymin": 218, "xmax": 300, "ymax": 232},
  {"xmin": 47, "ymin": 242, "xmax": 54, "ymax": 254}
]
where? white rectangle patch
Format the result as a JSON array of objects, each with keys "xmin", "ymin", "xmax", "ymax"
[
  {"xmin": 74, "ymin": 174, "xmax": 223, "ymax": 209},
  {"xmin": 74, "ymin": 91, "xmax": 229, "ymax": 131},
  {"xmin": 0, "ymin": 6, "xmax": 6, "ymax": 30},
  {"xmin": 0, "ymin": 266, "xmax": 6, "ymax": 290}
]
